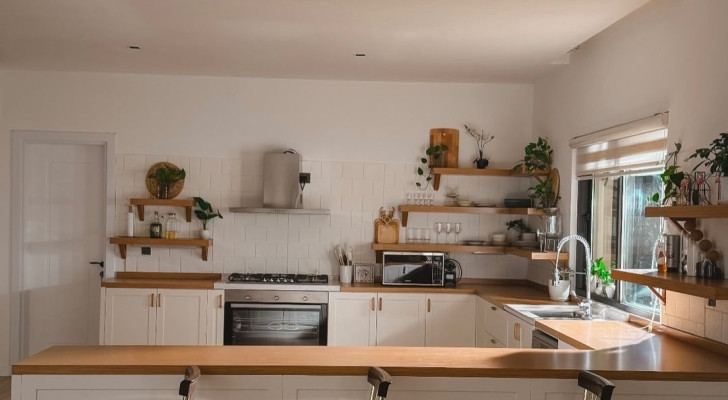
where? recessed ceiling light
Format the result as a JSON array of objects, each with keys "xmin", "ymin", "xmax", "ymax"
[
  {"xmin": 354, "ymin": 53, "xmax": 366, "ymax": 57},
  {"xmin": 128, "ymin": 46, "xmax": 141, "ymax": 50}
]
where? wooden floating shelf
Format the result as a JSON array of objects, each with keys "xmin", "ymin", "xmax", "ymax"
[
  {"xmin": 430, "ymin": 167, "xmax": 549, "ymax": 190},
  {"xmin": 645, "ymin": 205, "xmax": 728, "ymax": 219},
  {"xmin": 109, "ymin": 237, "xmax": 212, "ymax": 261},
  {"xmin": 371, "ymin": 243, "xmax": 567, "ymax": 261},
  {"xmin": 398, "ymin": 205, "xmax": 542, "ymax": 226},
  {"xmin": 129, "ymin": 198, "xmax": 194, "ymax": 222},
  {"xmin": 611, "ymin": 269, "xmax": 728, "ymax": 302}
]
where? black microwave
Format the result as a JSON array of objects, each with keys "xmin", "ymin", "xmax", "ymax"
[{"xmin": 381, "ymin": 252, "xmax": 445, "ymax": 286}]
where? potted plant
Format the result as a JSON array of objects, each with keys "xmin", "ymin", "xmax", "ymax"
[
  {"xmin": 514, "ymin": 137, "xmax": 553, "ymax": 174},
  {"xmin": 688, "ymin": 132, "xmax": 728, "ymax": 203},
  {"xmin": 193, "ymin": 196, "xmax": 223, "ymax": 239},
  {"xmin": 528, "ymin": 177, "xmax": 558, "ymax": 208},
  {"xmin": 148, "ymin": 165, "xmax": 186, "ymax": 199},
  {"xmin": 464, "ymin": 124, "xmax": 495, "ymax": 169},
  {"xmin": 505, "ymin": 218, "xmax": 531, "ymax": 240},
  {"xmin": 590, "ymin": 257, "xmax": 615, "ymax": 298},
  {"xmin": 651, "ymin": 142, "xmax": 688, "ymax": 206},
  {"xmin": 416, "ymin": 144, "xmax": 448, "ymax": 189}
]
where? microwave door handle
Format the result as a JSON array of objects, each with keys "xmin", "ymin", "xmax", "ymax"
[{"xmin": 229, "ymin": 304, "xmax": 322, "ymax": 311}]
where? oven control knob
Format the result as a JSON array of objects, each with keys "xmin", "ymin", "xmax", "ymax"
[
  {"xmin": 245, "ymin": 295, "xmax": 251, "ymax": 301},
  {"xmin": 274, "ymin": 296, "xmax": 280, "ymax": 301},
  {"xmin": 302, "ymin": 296, "xmax": 309, "ymax": 302}
]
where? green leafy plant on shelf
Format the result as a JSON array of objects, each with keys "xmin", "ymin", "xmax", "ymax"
[
  {"xmin": 687, "ymin": 132, "xmax": 728, "ymax": 175},
  {"xmin": 148, "ymin": 165, "xmax": 186, "ymax": 186},
  {"xmin": 651, "ymin": 142, "xmax": 684, "ymax": 205},
  {"xmin": 505, "ymin": 219, "xmax": 531, "ymax": 234},
  {"xmin": 193, "ymin": 196, "xmax": 223, "ymax": 233},
  {"xmin": 528, "ymin": 177, "xmax": 558, "ymax": 208},
  {"xmin": 514, "ymin": 137, "xmax": 553, "ymax": 173},
  {"xmin": 416, "ymin": 144, "xmax": 448, "ymax": 189}
]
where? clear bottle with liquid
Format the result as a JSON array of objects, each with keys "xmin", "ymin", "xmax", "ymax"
[
  {"xmin": 150, "ymin": 211, "xmax": 163, "ymax": 239},
  {"xmin": 165, "ymin": 212, "xmax": 179, "ymax": 239}
]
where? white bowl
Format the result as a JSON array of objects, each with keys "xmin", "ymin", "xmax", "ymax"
[{"xmin": 492, "ymin": 233, "xmax": 506, "ymax": 242}]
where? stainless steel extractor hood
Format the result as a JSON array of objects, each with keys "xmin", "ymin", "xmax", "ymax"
[{"xmin": 229, "ymin": 151, "xmax": 330, "ymax": 215}]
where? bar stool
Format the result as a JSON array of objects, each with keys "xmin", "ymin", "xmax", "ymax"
[
  {"xmin": 179, "ymin": 366, "xmax": 201, "ymax": 400},
  {"xmin": 367, "ymin": 366, "xmax": 393, "ymax": 400},
  {"xmin": 578, "ymin": 370, "xmax": 615, "ymax": 400}
]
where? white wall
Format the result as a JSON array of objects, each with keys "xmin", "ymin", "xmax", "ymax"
[
  {"xmin": 0, "ymin": 70, "xmax": 536, "ymax": 371},
  {"xmin": 530, "ymin": 0, "xmax": 728, "ymax": 341}
]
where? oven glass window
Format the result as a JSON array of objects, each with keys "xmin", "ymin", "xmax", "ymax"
[{"xmin": 229, "ymin": 305, "xmax": 324, "ymax": 346}]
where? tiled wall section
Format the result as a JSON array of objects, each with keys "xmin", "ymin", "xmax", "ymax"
[
  {"xmin": 113, "ymin": 153, "xmax": 536, "ymax": 278},
  {"xmin": 664, "ymin": 291, "xmax": 728, "ymax": 344}
]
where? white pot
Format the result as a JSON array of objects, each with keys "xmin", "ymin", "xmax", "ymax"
[
  {"xmin": 600, "ymin": 282, "xmax": 616, "ymax": 298},
  {"xmin": 720, "ymin": 176, "xmax": 728, "ymax": 204},
  {"xmin": 200, "ymin": 229, "xmax": 212, "ymax": 239},
  {"xmin": 548, "ymin": 279, "xmax": 570, "ymax": 301}
]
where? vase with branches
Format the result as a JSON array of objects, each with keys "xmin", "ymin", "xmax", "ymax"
[{"xmin": 464, "ymin": 124, "xmax": 495, "ymax": 169}]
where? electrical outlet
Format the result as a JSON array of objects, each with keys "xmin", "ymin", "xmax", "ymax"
[
  {"xmin": 141, "ymin": 247, "xmax": 151, "ymax": 255},
  {"xmin": 299, "ymin": 173, "xmax": 311, "ymax": 184}
]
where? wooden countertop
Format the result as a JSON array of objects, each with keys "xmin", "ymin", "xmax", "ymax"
[
  {"xmin": 341, "ymin": 280, "xmax": 568, "ymax": 307},
  {"xmin": 12, "ymin": 342, "xmax": 728, "ymax": 381},
  {"xmin": 101, "ymin": 272, "xmax": 221, "ymax": 289},
  {"xmin": 536, "ymin": 320, "xmax": 653, "ymax": 350}
]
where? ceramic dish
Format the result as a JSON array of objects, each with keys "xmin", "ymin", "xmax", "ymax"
[{"xmin": 457, "ymin": 201, "xmax": 473, "ymax": 207}]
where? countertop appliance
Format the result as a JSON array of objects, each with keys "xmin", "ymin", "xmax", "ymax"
[
  {"xmin": 224, "ymin": 289, "xmax": 328, "ymax": 346},
  {"xmin": 532, "ymin": 329, "xmax": 558, "ymax": 349},
  {"xmin": 382, "ymin": 251, "xmax": 445, "ymax": 286}
]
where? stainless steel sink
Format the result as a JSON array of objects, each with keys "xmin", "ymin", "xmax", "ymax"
[
  {"xmin": 504, "ymin": 304, "xmax": 597, "ymax": 324},
  {"xmin": 527, "ymin": 309, "xmax": 586, "ymax": 320}
]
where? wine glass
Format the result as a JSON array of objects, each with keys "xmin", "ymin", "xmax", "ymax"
[
  {"xmin": 454, "ymin": 222, "xmax": 462, "ymax": 244},
  {"xmin": 434, "ymin": 222, "xmax": 443, "ymax": 243},
  {"xmin": 445, "ymin": 222, "xmax": 452, "ymax": 244},
  {"xmin": 406, "ymin": 193, "xmax": 413, "ymax": 205}
]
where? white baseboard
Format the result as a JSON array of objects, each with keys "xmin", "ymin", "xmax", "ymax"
[{"xmin": 0, "ymin": 364, "xmax": 10, "ymax": 376}]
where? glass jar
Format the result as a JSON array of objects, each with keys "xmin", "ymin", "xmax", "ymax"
[
  {"xmin": 543, "ymin": 207, "xmax": 562, "ymax": 252},
  {"xmin": 165, "ymin": 213, "xmax": 179, "ymax": 239}
]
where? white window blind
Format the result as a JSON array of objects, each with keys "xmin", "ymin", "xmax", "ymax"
[{"xmin": 569, "ymin": 114, "xmax": 668, "ymax": 179}]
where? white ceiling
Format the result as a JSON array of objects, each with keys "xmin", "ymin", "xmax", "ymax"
[{"xmin": 0, "ymin": 0, "xmax": 649, "ymax": 83}]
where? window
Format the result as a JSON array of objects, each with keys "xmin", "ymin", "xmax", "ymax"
[{"xmin": 570, "ymin": 114, "xmax": 668, "ymax": 316}]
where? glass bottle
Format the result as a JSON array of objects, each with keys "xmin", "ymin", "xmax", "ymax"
[
  {"xmin": 543, "ymin": 207, "xmax": 562, "ymax": 252},
  {"xmin": 150, "ymin": 211, "xmax": 163, "ymax": 239},
  {"xmin": 165, "ymin": 212, "xmax": 179, "ymax": 239}
]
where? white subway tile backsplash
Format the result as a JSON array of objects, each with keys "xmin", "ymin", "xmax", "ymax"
[
  {"xmin": 342, "ymin": 162, "xmax": 363, "ymax": 179},
  {"xmin": 705, "ymin": 309, "xmax": 723, "ymax": 341}
]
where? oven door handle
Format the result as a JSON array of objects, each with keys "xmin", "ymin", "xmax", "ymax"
[{"xmin": 228, "ymin": 303, "xmax": 323, "ymax": 311}]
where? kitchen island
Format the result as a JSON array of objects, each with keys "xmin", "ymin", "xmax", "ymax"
[{"xmin": 11, "ymin": 339, "xmax": 728, "ymax": 400}]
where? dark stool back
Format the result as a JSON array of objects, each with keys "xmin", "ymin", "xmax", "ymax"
[
  {"xmin": 578, "ymin": 370, "xmax": 615, "ymax": 400},
  {"xmin": 367, "ymin": 367, "xmax": 392, "ymax": 400}
]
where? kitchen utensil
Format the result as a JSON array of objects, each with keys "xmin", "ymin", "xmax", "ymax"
[
  {"xmin": 346, "ymin": 246, "xmax": 354, "ymax": 266},
  {"xmin": 340, "ymin": 264, "xmax": 353, "ymax": 283},
  {"xmin": 429, "ymin": 128, "xmax": 459, "ymax": 168}
]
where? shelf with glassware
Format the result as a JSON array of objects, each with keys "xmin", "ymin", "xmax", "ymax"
[
  {"xmin": 612, "ymin": 205, "xmax": 728, "ymax": 303},
  {"xmin": 129, "ymin": 198, "xmax": 194, "ymax": 222},
  {"xmin": 109, "ymin": 237, "xmax": 213, "ymax": 261},
  {"xmin": 370, "ymin": 243, "xmax": 568, "ymax": 261},
  {"xmin": 398, "ymin": 204, "xmax": 543, "ymax": 227},
  {"xmin": 429, "ymin": 167, "xmax": 549, "ymax": 191}
]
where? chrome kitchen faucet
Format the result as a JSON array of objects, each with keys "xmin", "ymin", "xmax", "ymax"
[{"xmin": 553, "ymin": 234, "xmax": 593, "ymax": 319}]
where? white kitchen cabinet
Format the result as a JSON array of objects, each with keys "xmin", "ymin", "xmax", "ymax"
[
  {"xmin": 328, "ymin": 292, "xmax": 377, "ymax": 346},
  {"xmin": 425, "ymin": 294, "xmax": 475, "ymax": 347},
  {"xmin": 483, "ymin": 299, "xmax": 508, "ymax": 345},
  {"xmin": 505, "ymin": 313, "xmax": 534, "ymax": 349},
  {"xmin": 102, "ymin": 288, "xmax": 219, "ymax": 345},
  {"xmin": 376, "ymin": 293, "xmax": 426, "ymax": 346},
  {"xmin": 482, "ymin": 331, "xmax": 506, "ymax": 348},
  {"xmin": 475, "ymin": 297, "xmax": 487, "ymax": 347},
  {"xmin": 207, "ymin": 290, "xmax": 225, "ymax": 345}
]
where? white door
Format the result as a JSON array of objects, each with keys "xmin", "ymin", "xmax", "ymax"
[
  {"xmin": 21, "ymin": 142, "xmax": 106, "ymax": 356},
  {"xmin": 376, "ymin": 293, "xmax": 426, "ymax": 347},
  {"xmin": 156, "ymin": 289, "xmax": 208, "ymax": 345},
  {"xmin": 425, "ymin": 294, "xmax": 475, "ymax": 347},
  {"xmin": 103, "ymin": 288, "xmax": 156, "ymax": 345},
  {"xmin": 207, "ymin": 290, "xmax": 225, "ymax": 345},
  {"xmin": 328, "ymin": 292, "xmax": 377, "ymax": 346}
]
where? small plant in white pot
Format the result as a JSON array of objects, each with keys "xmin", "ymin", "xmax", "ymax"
[
  {"xmin": 193, "ymin": 196, "xmax": 223, "ymax": 239},
  {"xmin": 591, "ymin": 257, "xmax": 615, "ymax": 298}
]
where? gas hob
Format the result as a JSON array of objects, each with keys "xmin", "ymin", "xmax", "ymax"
[{"xmin": 215, "ymin": 273, "xmax": 340, "ymax": 292}]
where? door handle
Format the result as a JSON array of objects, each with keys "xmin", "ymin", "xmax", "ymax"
[
  {"xmin": 157, "ymin": 293, "xmax": 162, "ymax": 308},
  {"xmin": 150, "ymin": 293, "xmax": 155, "ymax": 307},
  {"xmin": 427, "ymin": 298, "xmax": 431, "ymax": 313},
  {"xmin": 218, "ymin": 294, "xmax": 223, "ymax": 309},
  {"xmin": 89, "ymin": 261, "xmax": 104, "ymax": 268},
  {"xmin": 515, "ymin": 323, "xmax": 521, "ymax": 342},
  {"xmin": 371, "ymin": 297, "xmax": 375, "ymax": 311},
  {"xmin": 490, "ymin": 306, "xmax": 497, "ymax": 311},
  {"xmin": 378, "ymin": 297, "xmax": 382, "ymax": 311}
]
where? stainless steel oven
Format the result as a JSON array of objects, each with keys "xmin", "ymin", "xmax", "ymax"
[{"xmin": 224, "ymin": 290, "xmax": 328, "ymax": 346}]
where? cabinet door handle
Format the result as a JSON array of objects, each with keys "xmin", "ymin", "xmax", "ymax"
[
  {"xmin": 378, "ymin": 297, "xmax": 382, "ymax": 311},
  {"xmin": 371, "ymin": 297, "xmax": 375, "ymax": 311},
  {"xmin": 157, "ymin": 293, "xmax": 162, "ymax": 308},
  {"xmin": 490, "ymin": 339, "xmax": 497, "ymax": 344},
  {"xmin": 515, "ymin": 323, "xmax": 521, "ymax": 342},
  {"xmin": 150, "ymin": 293, "xmax": 155, "ymax": 307},
  {"xmin": 491, "ymin": 306, "xmax": 497, "ymax": 311},
  {"xmin": 427, "ymin": 298, "xmax": 431, "ymax": 313},
  {"xmin": 218, "ymin": 294, "xmax": 223, "ymax": 309}
]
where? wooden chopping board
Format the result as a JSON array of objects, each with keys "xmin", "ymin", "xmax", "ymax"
[{"xmin": 429, "ymin": 128, "xmax": 459, "ymax": 168}]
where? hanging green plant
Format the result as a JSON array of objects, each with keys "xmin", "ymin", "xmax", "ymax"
[
  {"xmin": 416, "ymin": 144, "xmax": 448, "ymax": 189},
  {"xmin": 651, "ymin": 142, "xmax": 684, "ymax": 205}
]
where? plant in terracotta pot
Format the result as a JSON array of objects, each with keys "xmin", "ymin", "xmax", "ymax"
[
  {"xmin": 590, "ymin": 257, "xmax": 615, "ymax": 298},
  {"xmin": 416, "ymin": 144, "xmax": 448, "ymax": 189},
  {"xmin": 193, "ymin": 196, "xmax": 223, "ymax": 239},
  {"xmin": 688, "ymin": 132, "xmax": 728, "ymax": 203},
  {"xmin": 514, "ymin": 137, "xmax": 553, "ymax": 174},
  {"xmin": 148, "ymin": 165, "xmax": 186, "ymax": 199},
  {"xmin": 464, "ymin": 124, "xmax": 495, "ymax": 169}
]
